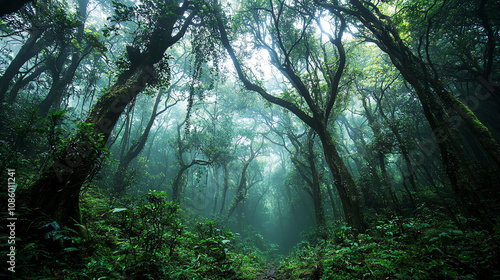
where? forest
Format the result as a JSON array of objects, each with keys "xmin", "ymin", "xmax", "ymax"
[{"xmin": 0, "ymin": 0, "xmax": 499, "ymax": 279}]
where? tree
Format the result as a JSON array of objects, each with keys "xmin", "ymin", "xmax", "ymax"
[
  {"xmin": 337, "ymin": 113, "xmax": 396, "ymax": 212},
  {"xmin": 37, "ymin": 0, "xmax": 97, "ymax": 116},
  {"xmin": 29, "ymin": 0, "xmax": 200, "ymax": 226},
  {"xmin": 396, "ymin": 0, "xmax": 500, "ymax": 108},
  {"xmin": 262, "ymin": 109, "xmax": 327, "ymax": 226},
  {"xmin": 322, "ymin": 0, "xmax": 498, "ymax": 227},
  {"xmin": 226, "ymin": 139, "xmax": 263, "ymax": 219},
  {"xmin": 0, "ymin": 0, "xmax": 74, "ymax": 105},
  {"xmin": 171, "ymin": 119, "xmax": 211, "ymax": 202},
  {"xmin": 215, "ymin": 0, "xmax": 367, "ymax": 232},
  {"xmin": 113, "ymin": 89, "xmax": 178, "ymax": 194}
]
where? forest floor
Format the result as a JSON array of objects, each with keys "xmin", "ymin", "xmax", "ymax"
[
  {"xmin": 253, "ymin": 211, "xmax": 499, "ymax": 280},
  {"xmin": 3, "ymin": 190, "xmax": 499, "ymax": 280},
  {"xmin": 256, "ymin": 262, "xmax": 278, "ymax": 280}
]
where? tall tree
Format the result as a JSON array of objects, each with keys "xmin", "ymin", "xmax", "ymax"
[
  {"xmin": 262, "ymin": 110, "xmax": 327, "ymax": 226},
  {"xmin": 29, "ymin": 0, "xmax": 200, "ymax": 226},
  {"xmin": 226, "ymin": 139, "xmax": 262, "ymax": 219},
  {"xmin": 171, "ymin": 119, "xmax": 211, "ymax": 202},
  {"xmin": 113, "ymin": 89, "xmax": 177, "ymax": 194},
  {"xmin": 322, "ymin": 0, "xmax": 498, "ymax": 227},
  {"xmin": 0, "ymin": 0, "xmax": 66, "ymax": 104},
  {"xmin": 215, "ymin": 0, "xmax": 367, "ymax": 232},
  {"xmin": 37, "ymin": 0, "xmax": 95, "ymax": 116}
]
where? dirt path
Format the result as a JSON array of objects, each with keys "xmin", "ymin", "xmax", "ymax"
[{"xmin": 256, "ymin": 262, "xmax": 278, "ymax": 280}]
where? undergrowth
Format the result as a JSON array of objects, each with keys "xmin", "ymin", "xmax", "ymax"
[
  {"xmin": 277, "ymin": 209, "xmax": 499, "ymax": 280},
  {"xmin": 0, "ymin": 189, "xmax": 265, "ymax": 279},
  {"xmin": 1, "ymin": 189, "xmax": 498, "ymax": 280}
]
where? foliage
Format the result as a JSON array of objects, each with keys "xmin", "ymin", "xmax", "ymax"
[
  {"xmin": 0, "ymin": 189, "xmax": 267, "ymax": 279},
  {"xmin": 232, "ymin": 225, "xmax": 281, "ymax": 262},
  {"xmin": 277, "ymin": 212, "xmax": 500, "ymax": 280}
]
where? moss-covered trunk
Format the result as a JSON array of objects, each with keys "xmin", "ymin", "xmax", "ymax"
[
  {"xmin": 345, "ymin": 0, "xmax": 495, "ymax": 228},
  {"xmin": 306, "ymin": 132, "xmax": 326, "ymax": 226},
  {"xmin": 28, "ymin": 1, "xmax": 195, "ymax": 225},
  {"xmin": 316, "ymin": 125, "xmax": 367, "ymax": 234},
  {"xmin": 226, "ymin": 149, "xmax": 258, "ymax": 219},
  {"xmin": 30, "ymin": 64, "xmax": 156, "ymax": 225}
]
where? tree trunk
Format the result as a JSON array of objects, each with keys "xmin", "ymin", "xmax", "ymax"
[
  {"xmin": 373, "ymin": 95, "xmax": 418, "ymax": 193},
  {"xmin": 306, "ymin": 131, "xmax": 326, "ymax": 226},
  {"xmin": 316, "ymin": 125, "xmax": 367, "ymax": 233},
  {"xmin": 361, "ymin": 95, "xmax": 394, "ymax": 200},
  {"xmin": 38, "ymin": 50, "xmax": 89, "ymax": 116},
  {"xmin": 343, "ymin": 0, "xmax": 495, "ymax": 228},
  {"xmin": 113, "ymin": 91, "xmax": 168, "ymax": 194},
  {"xmin": 219, "ymin": 163, "xmax": 229, "ymax": 215},
  {"xmin": 339, "ymin": 115, "xmax": 387, "ymax": 210},
  {"xmin": 0, "ymin": 28, "xmax": 45, "ymax": 103},
  {"xmin": 29, "ymin": 1, "xmax": 195, "ymax": 225},
  {"xmin": 226, "ymin": 148, "xmax": 259, "ymax": 219},
  {"xmin": 7, "ymin": 63, "xmax": 48, "ymax": 103},
  {"xmin": 30, "ymin": 63, "xmax": 157, "ymax": 225},
  {"xmin": 326, "ymin": 183, "xmax": 340, "ymax": 221},
  {"xmin": 287, "ymin": 128, "xmax": 326, "ymax": 226},
  {"xmin": 212, "ymin": 165, "xmax": 220, "ymax": 213},
  {"xmin": 172, "ymin": 165, "xmax": 190, "ymax": 202},
  {"xmin": 38, "ymin": 0, "xmax": 89, "ymax": 116}
]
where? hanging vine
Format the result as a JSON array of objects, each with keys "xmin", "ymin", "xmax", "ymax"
[{"xmin": 185, "ymin": 3, "xmax": 223, "ymax": 134}]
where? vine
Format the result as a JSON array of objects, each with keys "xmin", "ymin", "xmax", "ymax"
[{"xmin": 185, "ymin": 2, "xmax": 223, "ymax": 134}]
